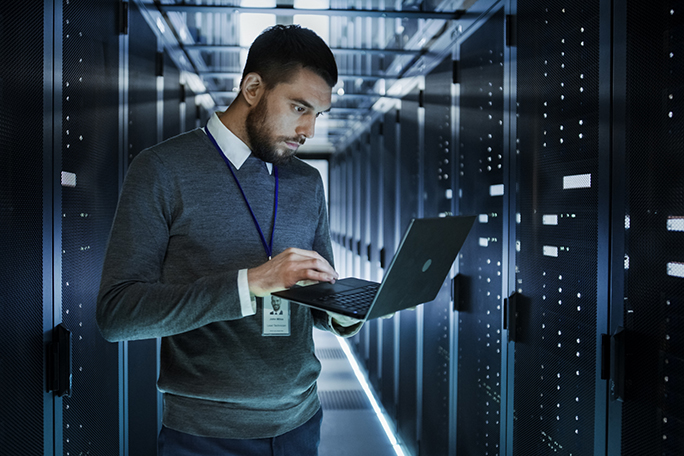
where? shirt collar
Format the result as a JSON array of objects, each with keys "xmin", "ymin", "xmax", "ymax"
[{"xmin": 204, "ymin": 112, "xmax": 273, "ymax": 174}]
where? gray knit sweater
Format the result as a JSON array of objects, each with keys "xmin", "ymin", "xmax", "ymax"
[{"xmin": 97, "ymin": 128, "xmax": 337, "ymax": 439}]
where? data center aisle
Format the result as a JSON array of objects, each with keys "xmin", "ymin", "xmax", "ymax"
[{"xmin": 314, "ymin": 329, "xmax": 399, "ymax": 456}]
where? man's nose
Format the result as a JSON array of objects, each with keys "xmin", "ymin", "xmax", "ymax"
[{"xmin": 296, "ymin": 115, "xmax": 316, "ymax": 139}]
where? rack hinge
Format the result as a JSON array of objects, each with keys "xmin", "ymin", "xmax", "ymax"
[
  {"xmin": 156, "ymin": 51, "xmax": 165, "ymax": 77},
  {"xmin": 505, "ymin": 14, "xmax": 517, "ymax": 47},
  {"xmin": 601, "ymin": 327, "xmax": 627, "ymax": 402},
  {"xmin": 119, "ymin": 1, "xmax": 129, "ymax": 35},
  {"xmin": 503, "ymin": 292, "xmax": 518, "ymax": 342},
  {"xmin": 451, "ymin": 273, "xmax": 463, "ymax": 312},
  {"xmin": 47, "ymin": 324, "xmax": 72, "ymax": 397}
]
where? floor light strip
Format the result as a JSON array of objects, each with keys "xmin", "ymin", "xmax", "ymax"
[{"xmin": 337, "ymin": 336, "xmax": 407, "ymax": 456}]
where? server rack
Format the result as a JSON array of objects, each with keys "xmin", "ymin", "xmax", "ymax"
[
  {"xmin": 128, "ymin": 2, "xmax": 159, "ymax": 163},
  {"xmin": 421, "ymin": 56, "xmax": 458, "ymax": 456},
  {"xmin": 366, "ymin": 120, "xmax": 385, "ymax": 392},
  {"xmin": 350, "ymin": 138, "xmax": 367, "ymax": 359},
  {"xmin": 126, "ymin": 4, "xmax": 164, "ymax": 455},
  {"xmin": 346, "ymin": 140, "xmax": 356, "ymax": 277},
  {"xmin": 511, "ymin": 0, "xmax": 611, "ymax": 454},
  {"xmin": 0, "ymin": 1, "xmax": 179, "ymax": 453},
  {"xmin": 396, "ymin": 89, "xmax": 422, "ymax": 456},
  {"xmin": 0, "ymin": 2, "xmax": 54, "ymax": 454},
  {"xmin": 454, "ymin": 7, "xmax": 506, "ymax": 455},
  {"xmin": 162, "ymin": 50, "xmax": 181, "ymax": 141},
  {"xmin": 611, "ymin": 1, "xmax": 684, "ymax": 454},
  {"xmin": 60, "ymin": 0, "xmax": 123, "ymax": 453},
  {"xmin": 381, "ymin": 108, "xmax": 400, "ymax": 422}
]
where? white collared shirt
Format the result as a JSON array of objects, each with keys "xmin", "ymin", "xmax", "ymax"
[{"xmin": 204, "ymin": 112, "xmax": 273, "ymax": 175}]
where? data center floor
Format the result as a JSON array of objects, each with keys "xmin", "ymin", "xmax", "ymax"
[{"xmin": 314, "ymin": 329, "xmax": 400, "ymax": 456}]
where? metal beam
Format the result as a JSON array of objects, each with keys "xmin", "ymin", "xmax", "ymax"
[
  {"xmin": 210, "ymin": 91, "xmax": 238, "ymax": 98},
  {"xmin": 210, "ymin": 106, "xmax": 370, "ymax": 118},
  {"xmin": 327, "ymin": 108, "xmax": 371, "ymax": 117},
  {"xmin": 332, "ymin": 93, "xmax": 384, "ymax": 101},
  {"xmin": 197, "ymin": 71, "xmax": 396, "ymax": 82},
  {"xmin": 160, "ymin": 5, "xmax": 464, "ymax": 20},
  {"xmin": 184, "ymin": 44, "xmax": 421, "ymax": 57},
  {"xmin": 210, "ymin": 91, "xmax": 382, "ymax": 100}
]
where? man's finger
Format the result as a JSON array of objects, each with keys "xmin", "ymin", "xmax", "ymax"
[{"xmin": 248, "ymin": 248, "xmax": 338, "ymax": 296}]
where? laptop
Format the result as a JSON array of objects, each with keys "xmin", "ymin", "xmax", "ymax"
[{"xmin": 272, "ymin": 215, "xmax": 476, "ymax": 321}]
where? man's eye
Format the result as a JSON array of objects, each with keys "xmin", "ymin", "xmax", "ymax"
[{"xmin": 294, "ymin": 106, "xmax": 306, "ymax": 113}]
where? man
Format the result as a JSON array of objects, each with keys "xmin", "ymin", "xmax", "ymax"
[{"xmin": 97, "ymin": 25, "xmax": 363, "ymax": 455}]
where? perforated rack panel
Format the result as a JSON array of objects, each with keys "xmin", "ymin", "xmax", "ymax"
[
  {"xmin": 329, "ymin": 152, "xmax": 343, "ymax": 272},
  {"xmin": 366, "ymin": 122, "xmax": 384, "ymax": 392},
  {"xmin": 185, "ymin": 93, "xmax": 199, "ymax": 132},
  {"xmin": 0, "ymin": 3, "xmax": 46, "ymax": 454},
  {"xmin": 513, "ymin": 1, "xmax": 603, "ymax": 454},
  {"xmin": 369, "ymin": 120, "xmax": 383, "ymax": 284},
  {"xmin": 420, "ymin": 56, "xmax": 457, "ymax": 456},
  {"xmin": 380, "ymin": 109, "xmax": 399, "ymax": 420},
  {"xmin": 620, "ymin": 1, "xmax": 684, "ymax": 454},
  {"xmin": 455, "ymin": 8, "xmax": 505, "ymax": 455},
  {"xmin": 163, "ymin": 50, "xmax": 181, "ymax": 141},
  {"xmin": 128, "ymin": 2, "xmax": 159, "ymax": 162},
  {"xmin": 61, "ymin": 0, "xmax": 122, "ymax": 453},
  {"xmin": 345, "ymin": 142, "xmax": 355, "ymax": 276},
  {"xmin": 350, "ymin": 138, "xmax": 366, "ymax": 359},
  {"xmin": 396, "ymin": 91, "xmax": 421, "ymax": 456},
  {"xmin": 354, "ymin": 136, "xmax": 366, "ymax": 280}
]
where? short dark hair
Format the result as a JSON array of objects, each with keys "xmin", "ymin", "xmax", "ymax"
[{"xmin": 242, "ymin": 24, "xmax": 338, "ymax": 89}]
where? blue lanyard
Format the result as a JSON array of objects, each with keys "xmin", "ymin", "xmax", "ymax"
[{"xmin": 205, "ymin": 126, "xmax": 278, "ymax": 260}]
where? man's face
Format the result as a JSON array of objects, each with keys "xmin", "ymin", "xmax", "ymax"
[{"xmin": 245, "ymin": 68, "xmax": 332, "ymax": 165}]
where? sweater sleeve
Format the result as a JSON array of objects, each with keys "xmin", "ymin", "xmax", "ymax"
[{"xmin": 96, "ymin": 150, "xmax": 246, "ymax": 342}]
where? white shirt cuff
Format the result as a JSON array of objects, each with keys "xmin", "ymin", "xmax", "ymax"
[
  {"xmin": 238, "ymin": 269, "xmax": 256, "ymax": 316},
  {"xmin": 327, "ymin": 313, "xmax": 364, "ymax": 337}
]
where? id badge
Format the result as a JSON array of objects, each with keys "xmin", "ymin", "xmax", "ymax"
[{"xmin": 262, "ymin": 295, "xmax": 290, "ymax": 336}]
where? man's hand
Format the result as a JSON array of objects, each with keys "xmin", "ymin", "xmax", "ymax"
[
  {"xmin": 327, "ymin": 311, "xmax": 363, "ymax": 328},
  {"xmin": 247, "ymin": 248, "xmax": 338, "ymax": 297}
]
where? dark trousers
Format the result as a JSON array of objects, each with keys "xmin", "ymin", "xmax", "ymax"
[{"xmin": 158, "ymin": 408, "xmax": 323, "ymax": 456}]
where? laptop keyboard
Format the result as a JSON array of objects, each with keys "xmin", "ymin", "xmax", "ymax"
[{"xmin": 313, "ymin": 283, "xmax": 380, "ymax": 313}]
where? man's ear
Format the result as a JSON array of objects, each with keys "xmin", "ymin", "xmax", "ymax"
[{"xmin": 241, "ymin": 72, "xmax": 264, "ymax": 107}]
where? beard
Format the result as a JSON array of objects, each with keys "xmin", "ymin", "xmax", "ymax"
[{"xmin": 245, "ymin": 96, "xmax": 304, "ymax": 166}]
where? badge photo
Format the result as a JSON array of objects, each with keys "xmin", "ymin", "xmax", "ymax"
[{"xmin": 262, "ymin": 295, "xmax": 290, "ymax": 336}]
